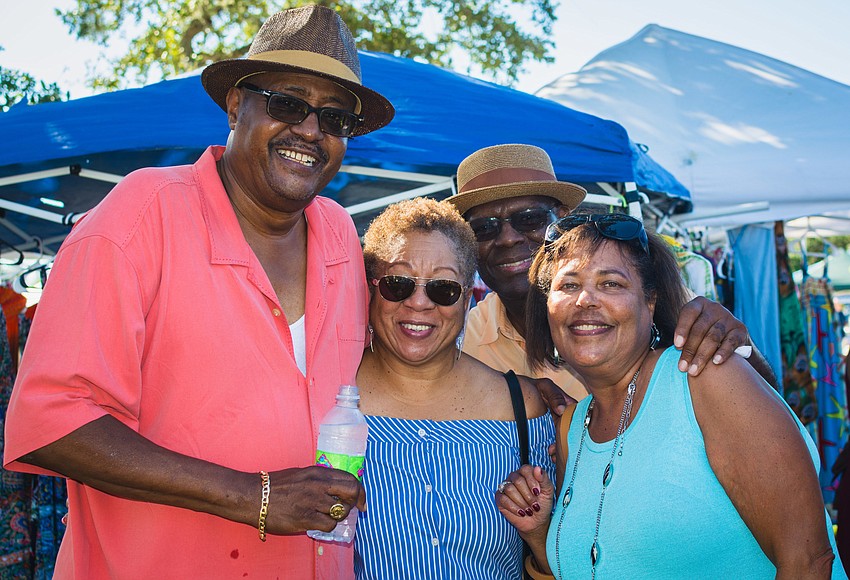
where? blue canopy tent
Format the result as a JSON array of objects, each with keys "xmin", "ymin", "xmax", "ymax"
[{"xmin": 0, "ymin": 50, "xmax": 689, "ymax": 256}]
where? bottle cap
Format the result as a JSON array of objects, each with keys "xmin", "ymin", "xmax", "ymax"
[{"xmin": 338, "ymin": 384, "xmax": 360, "ymax": 399}]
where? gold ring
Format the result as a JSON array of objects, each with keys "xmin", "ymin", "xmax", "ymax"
[{"xmin": 329, "ymin": 502, "xmax": 346, "ymax": 521}]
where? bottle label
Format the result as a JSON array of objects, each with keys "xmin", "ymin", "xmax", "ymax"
[{"xmin": 315, "ymin": 450, "xmax": 365, "ymax": 481}]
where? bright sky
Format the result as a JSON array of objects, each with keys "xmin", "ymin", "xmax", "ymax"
[{"xmin": 1, "ymin": 0, "xmax": 849, "ymax": 98}]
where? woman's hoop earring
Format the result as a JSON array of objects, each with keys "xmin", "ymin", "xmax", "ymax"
[
  {"xmin": 553, "ymin": 346, "xmax": 562, "ymax": 366},
  {"xmin": 649, "ymin": 323, "xmax": 661, "ymax": 350},
  {"xmin": 368, "ymin": 324, "xmax": 375, "ymax": 353}
]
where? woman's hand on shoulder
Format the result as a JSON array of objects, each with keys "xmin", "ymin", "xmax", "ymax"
[{"xmin": 496, "ymin": 465, "xmax": 555, "ymax": 540}]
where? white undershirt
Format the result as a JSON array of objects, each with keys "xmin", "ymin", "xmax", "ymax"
[{"xmin": 289, "ymin": 314, "xmax": 307, "ymax": 375}]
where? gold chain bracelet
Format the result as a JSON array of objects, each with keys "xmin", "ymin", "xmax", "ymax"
[{"xmin": 258, "ymin": 471, "xmax": 270, "ymax": 542}]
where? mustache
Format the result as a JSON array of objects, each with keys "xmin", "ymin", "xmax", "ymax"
[{"xmin": 269, "ymin": 139, "xmax": 328, "ymax": 163}]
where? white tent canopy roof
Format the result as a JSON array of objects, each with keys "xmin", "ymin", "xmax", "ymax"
[{"xmin": 537, "ymin": 24, "xmax": 850, "ymax": 229}]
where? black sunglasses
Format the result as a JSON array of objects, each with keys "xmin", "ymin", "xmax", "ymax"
[
  {"xmin": 467, "ymin": 208, "xmax": 557, "ymax": 242},
  {"xmin": 240, "ymin": 83, "xmax": 363, "ymax": 138},
  {"xmin": 544, "ymin": 214, "xmax": 650, "ymax": 255},
  {"xmin": 374, "ymin": 275, "xmax": 465, "ymax": 307}
]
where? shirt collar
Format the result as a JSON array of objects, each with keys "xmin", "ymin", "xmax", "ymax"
[
  {"xmin": 198, "ymin": 145, "xmax": 350, "ymax": 267},
  {"xmin": 478, "ymin": 292, "xmax": 524, "ymax": 345}
]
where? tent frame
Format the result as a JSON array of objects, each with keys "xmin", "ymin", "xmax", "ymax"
[{"xmin": 0, "ymin": 163, "xmax": 639, "ymax": 254}]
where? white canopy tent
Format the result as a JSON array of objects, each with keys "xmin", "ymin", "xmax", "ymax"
[
  {"xmin": 536, "ymin": 27, "xmax": 850, "ymax": 392},
  {"xmin": 536, "ymin": 24, "xmax": 850, "ymax": 230}
]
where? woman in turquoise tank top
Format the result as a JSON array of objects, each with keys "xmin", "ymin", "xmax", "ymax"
[{"xmin": 495, "ymin": 214, "xmax": 845, "ymax": 579}]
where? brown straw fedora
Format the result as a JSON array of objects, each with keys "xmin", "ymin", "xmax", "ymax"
[
  {"xmin": 201, "ymin": 5, "xmax": 394, "ymax": 136},
  {"xmin": 448, "ymin": 144, "xmax": 587, "ymax": 215}
]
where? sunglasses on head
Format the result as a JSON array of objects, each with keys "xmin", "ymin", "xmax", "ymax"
[
  {"xmin": 374, "ymin": 275, "xmax": 465, "ymax": 307},
  {"xmin": 544, "ymin": 214, "xmax": 650, "ymax": 255},
  {"xmin": 240, "ymin": 83, "xmax": 363, "ymax": 138},
  {"xmin": 467, "ymin": 207, "xmax": 557, "ymax": 242}
]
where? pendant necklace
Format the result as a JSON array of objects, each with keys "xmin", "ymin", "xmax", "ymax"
[{"xmin": 554, "ymin": 367, "xmax": 641, "ymax": 580}]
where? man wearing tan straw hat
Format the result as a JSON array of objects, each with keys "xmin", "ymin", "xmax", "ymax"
[
  {"xmin": 4, "ymin": 6, "xmax": 392, "ymax": 579},
  {"xmin": 450, "ymin": 144, "xmax": 770, "ymax": 404}
]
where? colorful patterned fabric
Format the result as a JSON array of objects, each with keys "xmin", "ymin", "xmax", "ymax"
[
  {"xmin": 0, "ymin": 287, "xmax": 26, "ymax": 375},
  {"xmin": 0, "ymin": 309, "xmax": 30, "ymax": 579},
  {"xmin": 775, "ymin": 222, "xmax": 817, "ymax": 423},
  {"xmin": 660, "ymin": 235, "xmax": 717, "ymax": 300},
  {"xmin": 801, "ymin": 274, "xmax": 849, "ymax": 501},
  {"xmin": 29, "ymin": 477, "xmax": 66, "ymax": 580},
  {"xmin": 18, "ymin": 305, "xmax": 67, "ymax": 580},
  {"xmin": 0, "ymin": 303, "xmax": 67, "ymax": 580}
]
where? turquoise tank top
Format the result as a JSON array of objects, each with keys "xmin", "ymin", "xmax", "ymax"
[{"xmin": 546, "ymin": 346, "xmax": 845, "ymax": 579}]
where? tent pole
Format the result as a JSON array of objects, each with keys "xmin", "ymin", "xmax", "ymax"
[
  {"xmin": 345, "ymin": 179, "xmax": 454, "ymax": 216},
  {"xmin": 623, "ymin": 182, "xmax": 644, "ymax": 220},
  {"xmin": 0, "ymin": 166, "xmax": 124, "ymax": 187},
  {"xmin": 0, "ymin": 199, "xmax": 80, "ymax": 226}
]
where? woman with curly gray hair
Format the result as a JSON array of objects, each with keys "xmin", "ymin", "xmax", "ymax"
[{"xmin": 354, "ymin": 197, "xmax": 555, "ymax": 579}]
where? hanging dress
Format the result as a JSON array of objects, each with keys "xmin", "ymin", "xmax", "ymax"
[
  {"xmin": 20, "ymin": 304, "xmax": 68, "ymax": 579},
  {"xmin": 0, "ymin": 308, "xmax": 30, "ymax": 578},
  {"xmin": 0, "ymin": 301, "xmax": 67, "ymax": 580},
  {"xmin": 800, "ymin": 252, "xmax": 849, "ymax": 502},
  {"xmin": 774, "ymin": 221, "xmax": 817, "ymax": 423}
]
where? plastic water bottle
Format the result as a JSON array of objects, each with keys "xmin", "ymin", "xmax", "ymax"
[{"xmin": 306, "ymin": 385, "xmax": 368, "ymax": 543}]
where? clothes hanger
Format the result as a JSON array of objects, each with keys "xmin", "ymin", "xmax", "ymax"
[
  {"xmin": 14, "ymin": 238, "xmax": 52, "ymax": 291},
  {"xmin": 0, "ymin": 237, "xmax": 25, "ymax": 267},
  {"xmin": 714, "ymin": 243, "xmax": 731, "ymax": 280},
  {"xmin": 796, "ymin": 218, "xmax": 834, "ymax": 280}
]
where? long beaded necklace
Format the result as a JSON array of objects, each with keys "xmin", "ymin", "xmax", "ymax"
[{"xmin": 553, "ymin": 368, "xmax": 641, "ymax": 580}]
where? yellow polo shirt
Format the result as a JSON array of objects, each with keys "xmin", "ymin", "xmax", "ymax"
[{"xmin": 463, "ymin": 292, "xmax": 588, "ymax": 401}]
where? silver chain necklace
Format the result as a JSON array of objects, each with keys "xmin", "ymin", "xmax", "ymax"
[{"xmin": 554, "ymin": 368, "xmax": 641, "ymax": 580}]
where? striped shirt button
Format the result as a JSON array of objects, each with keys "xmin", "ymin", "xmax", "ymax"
[
  {"xmin": 424, "ymin": 484, "xmax": 432, "ymax": 493},
  {"xmin": 417, "ymin": 428, "xmax": 427, "ymax": 438},
  {"xmin": 431, "ymin": 538, "xmax": 440, "ymax": 547}
]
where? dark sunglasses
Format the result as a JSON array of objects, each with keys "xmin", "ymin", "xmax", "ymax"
[
  {"xmin": 240, "ymin": 83, "xmax": 363, "ymax": 138},
  {"xmin": 544, "ymin": 214, "xmax": 650, "ymax": 255},
  {"xmin": 374, "ymin": 275, "xmax": 465, "ymax": 307},
  {"xmin": 467, "ymin": 208, "xmax": 557, "ymax": 242}
]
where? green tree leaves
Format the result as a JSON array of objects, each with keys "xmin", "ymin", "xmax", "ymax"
[
  {"xmin": 56, "ymin": 0, "xmax": 556, "ymax": 90},
  {"xmin": 0, "ymin": 47, "xmax": 67, "ymax": 111}
]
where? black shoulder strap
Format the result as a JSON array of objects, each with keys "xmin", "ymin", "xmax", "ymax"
[{"xmin": 504, "ymin": 370, "xmax": 529, "ymax": 465}]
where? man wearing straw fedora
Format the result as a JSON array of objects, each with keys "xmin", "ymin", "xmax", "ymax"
[
  {"xmin": 450, "ymin": 144, "xmax": 772, "ymax": 404},
  {"xmin": 4, "ymin": 6, "xmax": 392, "ymax": 579}
]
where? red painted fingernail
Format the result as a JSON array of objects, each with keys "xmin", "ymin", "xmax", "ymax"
[
  {"xmin": 532, "ymin": 502, "xmax": 541, "ymax": 512},
  {"xmin": 532, "ymin": 487, "xmax": 540, "ymax": 496},
  {"xmin": 517, "ymin": 509, "xmax": 526, "ymax": 517},
  {"xmin": 525, "ymin": 508, "xmax": 534, "ymax": 516}
]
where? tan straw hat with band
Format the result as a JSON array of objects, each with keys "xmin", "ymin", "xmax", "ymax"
[
  {"xmin": 448, "ymin": 144, "xmax": 587, "ymax": 215},
  {"xmin": 202, "ymin": 5, "xmax": 394, "ymax": 136}
]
